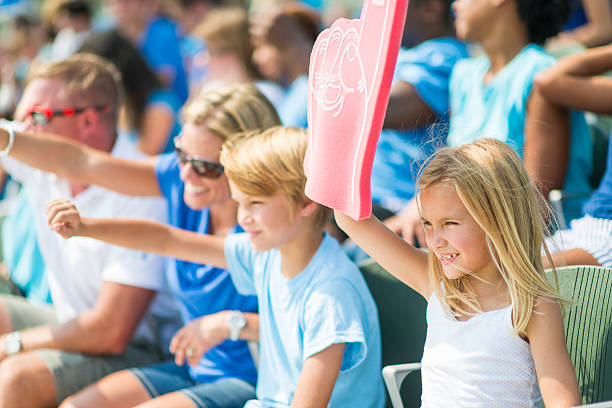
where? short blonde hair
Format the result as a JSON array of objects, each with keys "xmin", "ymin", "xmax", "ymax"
[
  {"xmin": 183, "ymin": 82, "xmax": 280, "ymax": 141},
  {"xmin": 418, "ymin": 138, "xmax": 561, "ymax": 337},
  {"xmin": 220, "ymin": 126, "xmax": 330, "ymax": 229},
  {"xmin": 25, "ymin": 53, "xmax": 122, "ymax": 129}
]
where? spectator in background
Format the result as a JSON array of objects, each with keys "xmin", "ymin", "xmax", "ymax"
[
  {"xmin": 550, "ymin": 0, "xmax": 612, "ymax": 49},
  {"xmin": 192, "ymin": 7, "xmax": 284, "ymax": 108},
  {"xmin": 535, "ymin": 44, "xmax": 612, "ymax": 268},
  {"xmin": 0, "ymin": 15, "xmax": 48, "ymax": 118},
  {"xmin": 107, "ymin": 0, "xmax": 188, "ymax": 105},
  {"xmin": 0, "ymin": 15, "xmax": 51, "ymax": 309},
  {"xmin": 78, "ymin": 30, "xmax": 181, "ymax": 155},
  {"xmin": 372, "ymin": 0, "xmax": 467, "ymax": 217},
  {"xmin": 0, "ymin": 180, "xmax": 51, "ymax": 306},
  {"xmin": 0, "ymin": 54, "xmax": 180, "ymax": 408},
  {"xmin": 40, "ymin": 0, "xmax": 92, "ymax": 61},
  {"xmin": 251, "ymin": 4, "xmax": 320, "ymax": 128},
  {"xmin": 161, "ymin": 0, "xmax": 221, "ymax": 96},
  {"xmin": 391, "ymin": 0, "xmax": 594, "ymax": 245}
]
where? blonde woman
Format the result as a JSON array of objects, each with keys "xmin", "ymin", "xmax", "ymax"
[
  {"xmin": 335, "ymin": 139, "xmax": 581, "ymax": 406},
  {"xmin": 0, "ymin": 83, "xmax": 281, "ymax": 408}
]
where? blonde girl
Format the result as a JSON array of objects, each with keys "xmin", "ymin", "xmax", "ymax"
[{"xmin": 336, "ymin": 138, "xmax": 581, "ymax": 407}]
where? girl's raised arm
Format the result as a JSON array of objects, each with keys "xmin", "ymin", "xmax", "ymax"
[
  {"xmin": 0, "ymin": 128, "xmax": 162, "ymax": 197},
  {"xmin": 46, "ymin": 199, "xmax": 227, "ymax": 268},
  {"xmin": 334, "ymin": 210, "xmax": 431, "ymax": 298},
  {"xmin": 526, "ymin": 298, "xmax": 581, "ymax": 408}
]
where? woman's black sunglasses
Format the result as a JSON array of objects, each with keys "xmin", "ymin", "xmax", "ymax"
[{"xmin": 174, "ymin": 139, "xmax": 224, "ymax": 179}]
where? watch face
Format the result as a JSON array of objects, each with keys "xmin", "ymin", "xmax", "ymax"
[
  {"xmin": 5, "ymin": 333, "xmax": 21, "ymax": 355},
  {"xmin": 229, "ymin": 312, "xmax": 246, "ymax": 329}
]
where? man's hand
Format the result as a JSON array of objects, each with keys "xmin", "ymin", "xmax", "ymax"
[
  {"xmin": 305, "ymin": 0, "xmax": 408, "ymax": 220},
  {"xmin": 169, "ymin": 312, "xmax": 230, "ymax": 368},
  {"xmin": 45, "ymin": 199, "xmax": 82, "ymax": 238}
]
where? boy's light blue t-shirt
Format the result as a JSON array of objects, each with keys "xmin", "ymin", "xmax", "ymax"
[
  {"xmin": 225, "ymin": 233, "xmax": 385, "ymax": 408},
  {"xmin": 448, "ymin": 44, "xmax": 592, "ymax": 221}
]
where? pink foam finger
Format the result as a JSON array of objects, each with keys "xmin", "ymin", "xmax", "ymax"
[{"xmin": 305, "ymin": 0, "xmax": 408, "ymax": 220}]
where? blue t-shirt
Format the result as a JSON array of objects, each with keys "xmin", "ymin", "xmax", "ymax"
[
  {"xmin": 147, "ymin": 89, "xmax": 182, "ymax": 153},
  {"xmin": 139, "ymin": 16, "xmax": 188, "ymax": 105},
  {"xmin": 278, "ymin": 75, "xmax": 309, "ymax": 129},
  {"xmin": 583, "ymin": 132, "xmax": 612, "ymax": 219},
  {"xmin": 372, "ymin": 38, "xmax": 468, "ymax": 211},
  {"xmin": 448, "ymin": 44, "xmax": 593, "ymax": 221},
  {"xmin": 225, "ymin": 233, "xmax": 384, "ymax": 408},
  {"xmin": 155, "ymin": 153, "xmax": 258, "ymax": 385},
  {"xmin": 1, "ymin": 189, "xmax": 51, "ymax": 305}
]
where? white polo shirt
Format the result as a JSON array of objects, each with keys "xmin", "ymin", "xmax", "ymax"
[{"xmin": 1, "ymin": 129, "xmax": 180, "ymax": 346}]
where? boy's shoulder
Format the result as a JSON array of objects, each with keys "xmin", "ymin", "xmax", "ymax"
[
  {"xmin": 304, "ymin": 235, "xmax": 372, "ymax": 303},
  {"xmin": 311, "ymin": 234, "xmax": 360, "ymax": 275}
]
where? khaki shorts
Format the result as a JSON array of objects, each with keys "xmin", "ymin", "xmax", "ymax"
[{"xmin": 1, "ymin": 294, "xmax": 166, "ymax": 403}]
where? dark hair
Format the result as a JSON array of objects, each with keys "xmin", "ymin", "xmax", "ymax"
[
  {"xmin": 178, "ymin": 0, "xmax": 222, "ymax": 6},
  {"xmin": 264, "ymin": 4, "xmax": 321, "ymax": 49},
  {"xmin": 412, "ymin": 0, "xmax": 454, "ymax": 25},
  {"xmin": 515, "ymin": 0, "xmax": 570, "ymax": 44},
  {"xmin": 57, "ymin": 0, "xmax": 91, "ymax": 19},
  {"xmin": 78, "ymin": 30, "xmax": 161, "ymax": 133}
]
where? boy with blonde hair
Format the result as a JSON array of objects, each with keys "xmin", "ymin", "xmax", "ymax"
[{"xmin": 46, "ymin": 126, "xmax": 385, "ymax": 407}]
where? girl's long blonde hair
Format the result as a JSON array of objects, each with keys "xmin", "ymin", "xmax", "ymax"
[{"xmin": 418, "ymin": 139, "xmax": 560, "ymax": 336}]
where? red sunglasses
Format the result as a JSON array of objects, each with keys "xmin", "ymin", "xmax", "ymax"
[{"xmin": 25, "ymin": 105, "xmax": 108, "ymax": 126}]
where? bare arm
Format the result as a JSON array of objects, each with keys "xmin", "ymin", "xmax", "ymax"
[
  {"xmin": 290, "ymin": 343, "xmax": 346, "ymax": 408},
  {"xmin": 527, "ymin": 298, "xmax": 582, "ymax": 408},
  {"xmin": 170, "ymin": 311, "xmax": 259, "ymax": 367},
  {"xmin": 383, "ymin": 81, "xmax": 437, "ymax": 130},
  {"xmin": 0, "ymin": 128, "xmax": 161, "ymax": 197},
  {"xmin": 0, "ymin": 282, "xmax": 156, "ymax": 358},
  {"xmin": 334, "ymin": 210, "xmax": 430, "ymax": 298},
  {"xmin": 138, "ymin": 104, "xmax": 175, "ymax": 155},
  {"xmin": 46, "ymin": 200, "xmax": 227, "ymax": 268},
  {"xmin": 543, "ymin": 248, "xmax": 601, "ymax": 269},
  {"xmin": 560, "ymin": 0, "xmax": 612, "ymax": 47},
  {"xmin": 535, "ymin": 44, "xmax": 612, "ymax": 114},
  {"xmin": 524, "ymin": 86, "xmax": 570, "ymax": 199}
]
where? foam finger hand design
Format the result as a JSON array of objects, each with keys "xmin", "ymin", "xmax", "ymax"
[{"xmin": 305, "ymin": 0, "xmax": 408, "ymax": 220}]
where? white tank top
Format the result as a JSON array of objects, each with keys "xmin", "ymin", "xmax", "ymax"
[{"xmin": 420, "ymin": 291, "xmax": 542, "ymax": 407}]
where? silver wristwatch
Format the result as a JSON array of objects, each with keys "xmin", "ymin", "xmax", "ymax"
[
  {"xmin": 227, "ymin": 311, "xmax": 246, "ymax": 341},
  {"xmin": 5, "ymin": 331, "xmax": 22, "ymax": 356}
]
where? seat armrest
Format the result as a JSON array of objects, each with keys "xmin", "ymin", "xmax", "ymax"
[
  {"xmin": 573, "ymin": 401, "xmax": 612, "ymax": 408},
  {"xmin": 382, "ymin": 363, "xmax": 422, "ymax": 408}
]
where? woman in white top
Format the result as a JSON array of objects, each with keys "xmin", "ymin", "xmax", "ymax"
[{"xmin": 335, "ymin": 139, "xmax": 581, "ymax": 407}]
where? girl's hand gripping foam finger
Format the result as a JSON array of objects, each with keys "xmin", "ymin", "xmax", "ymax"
[
  {"xmin": 304, "ymin": 0, "xmax": 408, "ymax": 220},
  {"xmin": 45, "ymin": 199, "xmax": 82, "ymax": 239}
]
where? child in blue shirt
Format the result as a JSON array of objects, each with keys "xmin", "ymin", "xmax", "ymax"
[{"xmin": 47, "ymin": 126, "xmax": 385, "ymax": 408}]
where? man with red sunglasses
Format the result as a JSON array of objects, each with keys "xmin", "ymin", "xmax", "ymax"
[{"xmin": 0, "ymin": 54, "xmax": 180, "ymax": 408}]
